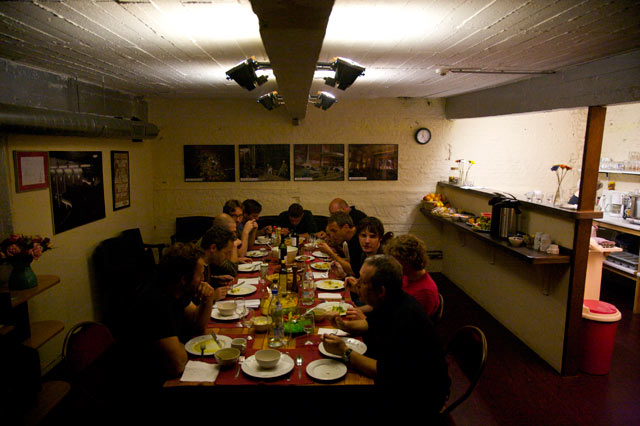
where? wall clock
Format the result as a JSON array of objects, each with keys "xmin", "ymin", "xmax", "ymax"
[{"xmin": 414, "ymin": 127, "xmax": 432, "ymax": 145}]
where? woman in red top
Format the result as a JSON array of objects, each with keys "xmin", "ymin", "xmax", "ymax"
[{"xmin": 384, "ymin": 234, "xmax": 440, "ymax": 317}]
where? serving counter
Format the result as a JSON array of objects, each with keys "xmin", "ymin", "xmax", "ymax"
[{"xmin": 422, "ymin": 182, "xmax": 601, "ymax": 373}]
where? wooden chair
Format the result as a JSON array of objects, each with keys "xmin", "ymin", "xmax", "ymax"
[
  {"xmin": 440, "ymin": 325, "xmax": 488, "ymax": 420},
  {"xmin": 431, "ymin": 293, "xmax": 444, "ymax": 325}
]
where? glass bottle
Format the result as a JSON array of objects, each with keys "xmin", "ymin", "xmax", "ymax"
[
  {"xmin": 290, "ymin": 265, "xmax": 299, "ymax": 294},
  {"xmin": 279, "ymin": 233, "xmax": 287, "ymax": 263},
  {"xmin": 278, "ymin": 259, "xmax": 288, "ymax": 293},
  {"xmin": 301, "ymin": 259, "xmax": 315, "ymax": 306},
  {"xmin": 267, "ymin": 287, "xmax": 284, "ymax": 348},
  {"xmin": 291, "ymin": 227, "xmax": 298, "ymax": 248}
]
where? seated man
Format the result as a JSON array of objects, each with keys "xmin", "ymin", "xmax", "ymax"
[
  {"xmin": 222, "ymin": 201, "xmax": 257, "ymax": 258},
  {"xmin": 200, "ymin": 224, "xmax": 236, "ymax": 291},
  {"xmin": 129, "ymin": 243, "xmax": 216, "ymax": 383},
  {"xmin": 316, "ymin": 212, "xmax": 362, "ymax": 277},
  {"xmin": 223, "ymin": 199, "xmax": 244, "ymax": 231},
  {"xmin": 322, "ymin": 255, "xmax": 450, "ymax": 414},
  {"xmin": 242, "ymin": 199, "xmax": 264, "ymax": 245},
  {"xmin": 384, "ymin": 234, "xmax": 441, "ymax": 317},
  {"xmin": 329, "ymin": 198, "xmax": 367, "ymax": 226},
  {"xmin": 213, "ymin": 213, "xmax": 254, "ymax": 267},
  {"xmin": 277, "ymin": 203, "xmax": 317, "ymax": 238}
]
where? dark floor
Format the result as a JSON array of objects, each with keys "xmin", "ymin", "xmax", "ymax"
[{"xmin": 433, "ymin": 270, "xmax": 640, "ymax": 426}]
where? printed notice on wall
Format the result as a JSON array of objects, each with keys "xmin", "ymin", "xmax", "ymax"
[{"xmin": 111, "ymin": 151, "xmax": 130, "ymax": 210}]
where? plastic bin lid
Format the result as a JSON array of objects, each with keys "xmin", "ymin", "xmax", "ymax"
[{"xmin": 582, "ymin": 299, "xmax": 621, "ymax": 322}]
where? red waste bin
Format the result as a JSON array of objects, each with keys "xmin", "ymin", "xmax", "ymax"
[{"xmin": 579, "ymin": 299, "xmax": 621, "ymax": 375}]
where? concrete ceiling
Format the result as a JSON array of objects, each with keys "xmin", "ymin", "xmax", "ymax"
[{"xmin": 1, "ymin": 0, "xmax": 639, "ymax": 120}]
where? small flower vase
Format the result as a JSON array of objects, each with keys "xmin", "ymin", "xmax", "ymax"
[
  {"xmin": 553, "ymin": 184, "xmax": 562, "ymax": 205},
  {"xmin": 9, "ymin": 259, "xmax": 38, "ymax": 290}
]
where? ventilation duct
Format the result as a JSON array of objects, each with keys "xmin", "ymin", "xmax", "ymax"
[{"xmin": 0, "ymin": 103, "xmax": 159, "ymax": 141}]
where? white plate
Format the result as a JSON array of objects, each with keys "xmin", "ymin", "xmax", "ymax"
[
  {"xmin": 241, "ymin": 353, "xmax": 295, "ymax": 379},
  {"xmin": 312, "ymin": 301, "xmax": 351, "ymax": 316},
  {"xmin": 311, "ymin": 262, "xmax": 331, "ymax": 271},
  {"xmin": 315, "ymin": 279, "xmax": 344, "ymax": 291},
  {"xmin": 211, "ymin": 306, "xmax": 249, "ymax": 320},
  {"xmin": 255, "ymin": 237, "xmax": 271, "ymax": 245},
  {"xmin": 319, "ymin": 338, "xmax": 367, "ymax": 359},
  {"xmin": 185, "ymin": 334, "xmax": 232, "ymax": 356},
  {"xmin": 238, "ymin": 263, "xmax": 261, "ymax": 272},
  {"xmin": 227, "ymin": 284, "xmax": 257, "ymax": 296},
  {"xmin": 246, "ymin": 250, "xmax": 268, "ymax": 258},
  {"xmin": 295, "ymin": 255, "xmax": 315, "ymax": 262},
  {"xmin": 306, "ymin": 359, "xmax": 347, "ymax": 381},
  {"xmin": 312, "ymin": 251, "xmax": 330, "ymax": 259}
]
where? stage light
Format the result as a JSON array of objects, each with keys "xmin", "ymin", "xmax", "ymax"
[
  {"xmin": 323, "ymin": 57, "xmax": 365, "ymax": 90},
  {"xmin": 311, "ymin": 91, "xmax": 337, "ymax": 110},
  {"xmin": 257, "ymin": 91, "xmax": 283, "ymax": 110},
  {"xmin": 225, "ymin": 58, "xmax": 269, "ymax": 91}
]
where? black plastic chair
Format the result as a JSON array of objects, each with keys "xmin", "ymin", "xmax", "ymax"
[
  {"xmin": 172, "ymin": 216, "xmax": 214, "ymax": 244},
  {"xmin": 257, "ymin": 215, "xmax": 280, "ymax": 230},
  {"xmin": 120, "ymin": 228, "xmax": 166, "ymax": 263},
  {"xmin": 440, "ymin": 325, "xmax": 488, "ymax": 419},
  {"xmin": 431, "ymin": 293, "xmax": 444, "ymax": 325},
  {"xmin": 314, "ymin": 215, "xmax": 329, "ymax": 233}
]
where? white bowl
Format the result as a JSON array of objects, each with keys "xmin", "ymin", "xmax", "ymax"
[
  {"xmin": 255, "ymin": 349, "xmax": 281, "ymax": 369},
  {"xmin": 214, "ymin": 347, "xmax": 240, "ymax": 367},
  {"xmin": 251, "ymin": 316, "xmax": 272, "ymax": 333},
  {"xmin": 217, "ymin": 301, "xmax": 237, "ymax": 316},
  {"xmin": 508, "ymin": 236, "xmax": 523, "ymax": 247}
]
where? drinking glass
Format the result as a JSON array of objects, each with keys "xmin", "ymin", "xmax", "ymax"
[
  {"xmin": 237, "ymin": 299, "xmax": 252, "ymax": 328},
  {"xmin": 301, "ymin": 311, "xmax": 315, "ymax": 345}
]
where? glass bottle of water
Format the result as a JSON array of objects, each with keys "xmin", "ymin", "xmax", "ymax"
[
  {"xmin": 268, "ymin": 287, "xmax": 285, "ymax": 348},
  {"xmin": 301, "ymin": 259, "xmax": 315, "ymax": 306}
]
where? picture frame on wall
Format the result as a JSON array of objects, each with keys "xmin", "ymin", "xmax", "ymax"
[
  {"xmin": 49, "ymin": 151, "xmax": 106, "ymax": 234},
  {"xmin": 348, "ymin": 144, "xmax": 399, "ymax": 181},
  {"xmin": 13, "ymin": 151, "xmax": 49, "ymax": 192},
  {"xmin": 239, "ymin": 144, "xmax": 290, "ymax": 181},
  {"xmin": 184, "ymin": 145, "xmax": 235, "ymax": 182},
  {"xmin": 111, "ymin": 151, "xmax": 130, "ymax": 210},
  {"xmin": 293, "ymin": 144, "xmax": 345, "ymax": 181}
]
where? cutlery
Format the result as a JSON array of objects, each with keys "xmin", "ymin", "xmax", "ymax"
[
  {"xmin": 210, "ymin": 330, "xmax": 221, "ymax": 347},
  {"xmin": 234, "ymin": 355, "xmax": 245, "ymax": 379},
  {"xmin": 296, "ymin": 354, "xmax": 303, "ymax": 379},
  {"xmin": 200, "ymin": 343, "xmax": 205, "ymax": 360}
]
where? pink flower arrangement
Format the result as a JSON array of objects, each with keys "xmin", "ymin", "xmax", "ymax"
[{"xmin": 0, "ymin": 234, "xmax": 52, "ymax": 264}]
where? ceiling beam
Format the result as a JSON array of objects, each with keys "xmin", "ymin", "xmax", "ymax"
[{"xmin": 250, "ymin": 0, "xmax": 334, "ymax": 123}]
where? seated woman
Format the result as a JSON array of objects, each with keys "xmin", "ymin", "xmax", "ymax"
[{"xmin": 384, "ymin": 234, "xmax": 440, "ymax": 317}]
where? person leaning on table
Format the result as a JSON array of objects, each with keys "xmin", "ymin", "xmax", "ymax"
[
  {"xmin": 128, "ymin": 243, "xmax": 215, "ymax": 384},
  {"xmin": 322, "ymin": 254, "xmax": 450, "ymax": 414}
]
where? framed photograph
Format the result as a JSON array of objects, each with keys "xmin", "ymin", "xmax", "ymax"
[
  {"xmin": 184, "ymin": 145, "xmax": 235, "ymax": 182},
  {"xmin": 239, "ymin": 144, "xmax": 290, "ymax": 181},
  {"xmin": 348, "ymin": 144, "xmax": 398, "ymax": 181},
  {"xmin": 294, "ymin": 144, "xmax": 345, "ymax": 181},
  {"xmin": 13, "ymin": 151, "xmax": 49, "ymax": 192},
  {"xmin": 49, "ymin": 151, "xmax": 106, "ymax": 234},
  {"xmin": 111, "ymin": 151, "xmax": 130, "ymax": 210}
]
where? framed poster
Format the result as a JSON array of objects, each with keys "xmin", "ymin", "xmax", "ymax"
[
  {"xmin": 293, "ymin": 144, "xmax": 344, "ymax": 181},
  {"xmin": 348, "ymin": 144, "xmax": 398, "ymax": 181},
  {"xmin": 111, "ymin": 151, "xmax": 130, "ymax": 210},
  {"xmin": 49, "ymin": 151, "xmax": 106, "ymax": 234},
  {"xmin": 184, "ymin": 145, "xmax": 235, "ymax": 182},
  {"xmin": 239, "ymin": 144, "xmax": 290, "ymax": 181},
  {"xmin": 14, "ymin": 151, "xmax": 49, "ymax": 192}
]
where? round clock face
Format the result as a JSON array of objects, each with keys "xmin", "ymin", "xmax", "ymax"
[{"xmin": 415, "ymin": 127, "xmax": 432, "ymax": 144}]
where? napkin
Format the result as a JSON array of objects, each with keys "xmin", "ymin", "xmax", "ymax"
[
  {"xmin": 243, "ymin": 299, "xmax": 261, "ymax": 308},
  {"xmin": 318, "ymin": 327, "xmax": 348, "ymax": 336},
  {"xmin": 237, "ymin": 277, "xmax": 260, "ymax": 285},
  {"xmin": 318, "ymin": 292, "xmax": 342, "ymax": 300},
  {"xmin": 180, "ymin": 360, "xmax": 220, "ymax": 382},
  {"xmin": 313, "ymin": 272, "xmax": 329, "ymax": 279}
]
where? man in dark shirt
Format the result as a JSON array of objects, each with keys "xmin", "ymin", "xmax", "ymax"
[
  {"xmin": 322, "ymin": 254, "xmax": 450, "ymax": 417},
  {"xmin": 329, "ymin": 198, "xmax": 367, "ymax": 226},
  {"xmin": 200, "ymin": 224, "xmax": 236, "ymax": 294},
  {"xmin": 317, "ymin": 212, "xmax": 363, "ymax": 277},
  {"xmin": 277, "ymin": 203, "xmax": 317, "ymax": 237}
]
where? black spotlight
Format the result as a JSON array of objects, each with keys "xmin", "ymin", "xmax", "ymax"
[
  {"xmin": 226, "ymin": 58, "xmax": 268, "ymax": 91},
  {"xmin": 324, "ymin": 57, "xmax": 365, "ymax": 90},
  {"xmin": 257, "ymin": 91, "xmax": 282, "ymax": 110},
  {"xmin": 312, "ymin": 91, "xmax": 337, "ymax": 110}
]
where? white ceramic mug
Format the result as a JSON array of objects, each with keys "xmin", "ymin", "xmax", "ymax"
[{"xmin": 231, "ymin": 337, "xmax": 247, "ymax": 353}]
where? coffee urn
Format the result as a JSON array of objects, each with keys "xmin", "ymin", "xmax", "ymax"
[{"xmin": 489, "ymin": 194, "xmax": 521, "ymax": 239}]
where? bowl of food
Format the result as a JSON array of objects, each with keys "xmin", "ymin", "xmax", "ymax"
[
  {"xmin": 217, "ymin": 301, "xmax": 237, "ymax": 316},
  {"xmin": 251, "ymin": 315, "xmax": 272, "ymax": 332},
  {"xmin": 255, "ymin": 349, "xmax": 281, "ymax": 369},
  {"xmin": 508, "ymin": 236, "xmax": 524, "ymax": 247},
  {"xmin": 214, "ymin": 347, "xmax": 240, "ymax": 368}
]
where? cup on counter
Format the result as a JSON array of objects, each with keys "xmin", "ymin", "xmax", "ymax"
[
  {"xmin": 546, "ymin": 244, "xmax": 560, "ymax": 255},
  {"xmin": 231, "ymin": 337, "xmax": 247, "ymax": 354}
]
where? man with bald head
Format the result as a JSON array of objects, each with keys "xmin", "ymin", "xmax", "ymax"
[{"xmin": 329, "ymin": 198, "xmax": 367, "ymax": 227}]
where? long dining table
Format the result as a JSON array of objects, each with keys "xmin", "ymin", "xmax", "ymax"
[{"xmin": 163, "ymin": 242, "xmax": 375, "ymax": 391}]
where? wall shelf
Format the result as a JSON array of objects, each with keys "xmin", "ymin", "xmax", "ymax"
[
  {"xmin": 599, "ymin": 169, "xmax": 640, "ymax": 176},
  {"xmin": 421, "ymin": 208, "xmax": 571, "ymax": 264}
]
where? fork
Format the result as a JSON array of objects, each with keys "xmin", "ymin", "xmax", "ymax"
[{"xmin": 210, "ymin": 330, "xmax": 221, "ymax": 347}]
